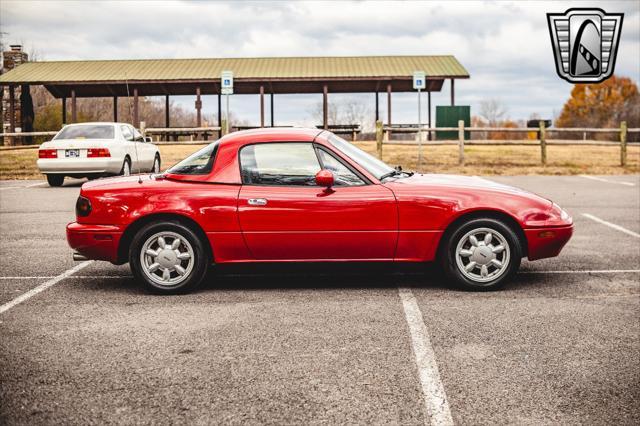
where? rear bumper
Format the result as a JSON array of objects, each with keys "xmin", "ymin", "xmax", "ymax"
[
  {"xmin": 38, "ymin": 158, "xmax": 123, "ymax": 175},
  {"xmin": 66, "ymin": 222, "xmax": 123, "ymax": 263},
  {"xmin": 525, "ymin": 225, "xmax": 573, "ymax": 261}
]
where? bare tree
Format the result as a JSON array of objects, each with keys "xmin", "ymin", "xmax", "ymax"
[
  {"xmin": 479, "ymin": 98, "xmax": 507, "ymax": 126},
  {"xmin": 308, "ymin": 98, "xmax": 372, "ymax": 130}
]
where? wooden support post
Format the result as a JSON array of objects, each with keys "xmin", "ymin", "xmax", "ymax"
[
  {"xmin": 259, "ymin": 85, "xmax": 265, "ymax": 127},
  {"xmin": 133, "ymin": 88, "xmax": 139, "ymax": 128},
  {"xmin": 140, "ymin": 121, "xmax": 146, "ymax": 138},
  {"xmin": 458, "ymin": 120, "xmax": 465, "ymax": 166},
  {"xmin": 539, "ymin": 120, "xmax": 547, "ymax": 166},
  {"xmin": 165, "ymin": 95, "xmax": 170, "ymax": 128},
  {"xmin": 221, "ymin": 118, "xmax": 228, "ymax": 136},
  {"xmin": 450, "ymin": 78, "xmax": 455, "ymax": 106},
  {"xmin": 61, "ymin": 97, "xmax": 67, "ymax": 125},
  {"xmin": 71, "ymin": 89, "xmax": 77, "ymax": 123},
  {"xmin": 375, "ymin": 91, "xmax": 379, "ymax": 121},
  {"xmin": 387, "ymin": 83, "xmax": 392, "ymax": 139},
  {"xmin": 376, "ymin": 120, "xmax": 383, "ymax": 159},
  {"xmin": 386, "ymin": 83, "xmax": 392, "ymax": 126},
  {"xmin": 270, "ymin": 93, "xmax": 274, "ymax": 127},
  {"xmin": 322, "ymin": 84, "xmax": 328, "ymax": 129},
  {"xmin": 195, "ymin": 86, "xmax": 202, "ymax": 128},
  {"xmin": 620, "ymin": 121, "xmax": 627, "ymax": 167},
  {"xmin": 113, "ymin": 96, "xmax": 118, "ymax": 122},
  {"xmin": 427, "ymin": 91, "xmax": 432, "ymax": 141},
  {"xmin": 8, "ymin": 86, "xmax": 15, "ymax": 145},
  {"xmin": 217, "ymin": 94, "xmax": 222, "ymax": 137}
]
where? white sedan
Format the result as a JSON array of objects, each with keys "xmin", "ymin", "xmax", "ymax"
[{"xmin": 37, "ymin": 122, "xmax": 161, "ymax": 187}]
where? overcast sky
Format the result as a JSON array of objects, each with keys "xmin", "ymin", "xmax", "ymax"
[{"xmin": 1, "ymin": 0, "xmax": 638, "ymax": 126}]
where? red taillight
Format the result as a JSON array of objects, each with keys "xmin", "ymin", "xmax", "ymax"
[
  {"xmin": 87, "ymin": 148, "xmax": 111, "ymax": 158},
  {"xmin": 39, "ymin": 149, "xmax": 57, "ymax": 159}
]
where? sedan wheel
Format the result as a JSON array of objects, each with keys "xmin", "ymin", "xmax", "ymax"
[
  {"xmin": 441, "ymin": 218, "xmax": 521, "ymax": 290},
  {"xmin": 121, "ymin": 158, "xmax": 131, "ymax": 176},
  {"xmin": 130, "ymin": 221, "xmax": 209, "ymax": 294},
  {"xmin": 152, "ymin": 156, "xmax": 161, "ymax": 173}
]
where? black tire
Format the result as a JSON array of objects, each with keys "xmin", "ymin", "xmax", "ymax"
[
  {"xmin": 120, "ymin": 157, "xmax": 131, "ymax": 176},
  {"xmin": 46, "ymin": 174, "xmax": 64, "ymax": 187},
  {"xmin": 152, "ymin": 154, "xmax": 161, "ymax": 173},
  {"xmin": 129, "ymin": 221, "xmax": 209, "ymax": 294},
  {"xmin": 439, "ymin": 217, "xmax": 522, "ymax": 291}
]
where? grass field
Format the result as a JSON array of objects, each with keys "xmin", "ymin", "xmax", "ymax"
[{"xmin": 1, "ymin": 142, "xmax": 638, "ymax": 180}]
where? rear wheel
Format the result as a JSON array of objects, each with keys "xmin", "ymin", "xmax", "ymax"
[
  {"xmin": 46, "ymin": 174, "xmax": 64, "ymax": 187},
  {"xmin": 440, "ymin": 218, "xmax": 521, "ymax": 291},
  {"xmin": 120, "ymin": 157, "xmax": 131, "ymax": 176},
  {"xmin": 129, "ymin": 221, "xmax": 209, "ymax": 294},
  {"xmin": 152, "ymin": 154, "xmax": 161, "ymax": 173}
]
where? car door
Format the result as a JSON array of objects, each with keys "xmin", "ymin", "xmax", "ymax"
[
  {"xmin": 119, "ymin": 125, "xmax": 137, "ymax": 168},
  {"xmin": 132, "ymin": 127, "xmax": 155, "ymax": 170},
  {"xmin": 237, "ymin": 142, "xmax": 398, "ymax": 260}
]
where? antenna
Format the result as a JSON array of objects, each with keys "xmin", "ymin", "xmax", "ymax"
[{"xmin": 124, "ymin": 74, "xmax": 143, "ymax": 183}]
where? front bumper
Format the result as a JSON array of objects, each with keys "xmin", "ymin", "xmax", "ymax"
[
  {"xmin": 66, "ymin": 222, "xmax": 123, "ymax": 263},
  {"xmin": 525, "ymin": 225, "xmax": 574, "ymax": 260},
  {"xmin": 38, "ymin": 158, "xmax": 123, "ymax": 175}
]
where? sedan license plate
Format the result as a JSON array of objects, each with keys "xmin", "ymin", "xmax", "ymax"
[{"xmin": 65, "ymin": 149, "xmax": 80, "ymax": 158}]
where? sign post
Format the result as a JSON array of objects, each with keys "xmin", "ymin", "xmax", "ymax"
[
  {"xmin": 221, "ymin": 70, "xmax": 234, "ymax": 134},
  {"xmin": 413, "ymin": 71, "xmax": 426, "ymax": 169}
]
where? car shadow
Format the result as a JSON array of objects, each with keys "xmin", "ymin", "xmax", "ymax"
[{"xmin": 81, "ymin": 263, "xmax": 561, "ymax": 296}]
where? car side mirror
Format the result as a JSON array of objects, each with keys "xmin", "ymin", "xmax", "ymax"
[
  {"xmin": 315, "ymin": 169, "xmax": 334, "ymax": 189},
  {"xmin": 144, "ymin": 136, "xmax": 153, "ymax": 143}
]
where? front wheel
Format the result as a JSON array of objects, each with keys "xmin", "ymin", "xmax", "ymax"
[
  {"xmin": 129, "ymin": 221, "xmax": 209, "ymax": 294},
  {"xmin": 440, "ymin": 218, "xmax": 522, "ymax": 291},
  {"xmin": 46, "ymin": 174, "xmax": 64, "ymax": 187}
]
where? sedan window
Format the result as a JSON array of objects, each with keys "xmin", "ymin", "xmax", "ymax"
[
  {"xmin": 120, "ymin": 125, "xmax": 134, "ymax": 141},
  {"xmin": 54, "ymin": 125, "xmax": 115, "ymax": 140},
  {"xmin": 240, "ymin": 143, "xmax": 321, "ymax": 186}
]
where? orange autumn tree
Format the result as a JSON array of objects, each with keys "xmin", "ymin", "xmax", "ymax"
[{"xmin": 556, "ymin": 75, "xmax": 640, "ymax": 130}]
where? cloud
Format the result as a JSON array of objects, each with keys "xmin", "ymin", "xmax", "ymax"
[{"xmin": 1, "ymin": 0, "xmax": 638, "ymax": 123}]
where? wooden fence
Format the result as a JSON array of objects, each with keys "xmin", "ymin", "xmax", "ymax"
[
  {"xmin": 1, "ymin": 121, "xmax": 638, "ymax": 167},
  {"xmin": 375, "ymin": 121, "xmax": 638, "ymax": 166}
]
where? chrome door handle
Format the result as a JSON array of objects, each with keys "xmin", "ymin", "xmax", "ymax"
[{"xmin": 248, "ymin": 198, "xmax": 268, "ymax": 206}]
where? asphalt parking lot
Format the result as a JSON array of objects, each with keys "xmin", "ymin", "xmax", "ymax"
[{"xmin": 0, "ymin": 175, "xmax": 638, "ymax": 425}]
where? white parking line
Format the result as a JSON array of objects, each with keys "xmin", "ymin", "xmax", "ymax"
[
  {"xmin": 582, "ymin": 213, "xmax": 640, "ymax": 238},
  {"xmin": 0, "ymin": 275, "xmax": 126, "ymax": 280},
  {"xmin": 520, "ymin": 269, "xmax": 640, "ymax": 274},
  {"xmin": 398, "ymin": 287, "xmax": 453, "ymax": 426},
  {"xmin": 578, "ymin": 175, "xmax": 635, "ymax": 186},
  {"xmin": 0, "ymin": 261, "xmax": 92, "ymax": 314}
]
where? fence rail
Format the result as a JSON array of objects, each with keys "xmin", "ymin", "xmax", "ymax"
[{"xmin": 375, "ymin": 120, "xmax": 636, "ymax": 167}]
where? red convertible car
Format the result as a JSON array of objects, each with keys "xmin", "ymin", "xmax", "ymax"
[{"xmin": 67, "ymin": 128, "xmax": 573, "ymax": 294}]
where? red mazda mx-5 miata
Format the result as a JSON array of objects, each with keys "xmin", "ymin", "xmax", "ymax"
[{"xmin": 67, "ymin": 128, "xmax": 573, "ymax": 294}]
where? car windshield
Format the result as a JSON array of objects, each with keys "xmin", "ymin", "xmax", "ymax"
[
  {"xmin": 55, "ymin": 125, "xmax": 115, "ymax": 140},
  {"xmin": 327, "ymin": 134, "xmax": 394, "ymax": 180},
  {"xmin": 167, "ymin": 142, "xmax": 219, "ymax": 175}
]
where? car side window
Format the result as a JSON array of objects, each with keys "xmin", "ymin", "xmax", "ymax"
[
  {"xmin": 132, "ymin": 127, "xmax": 144, "ymax": 142},
  {"xmin": 240, "ymin": 143, "xmax": 321, "ymax": 186},
  {"xmin": 316, "ymin": 148, "xmax": 365, "ymax": 186},
  {"xmin": 120, "ymin": 125, "xmax": 133, "ymax": 141}
]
